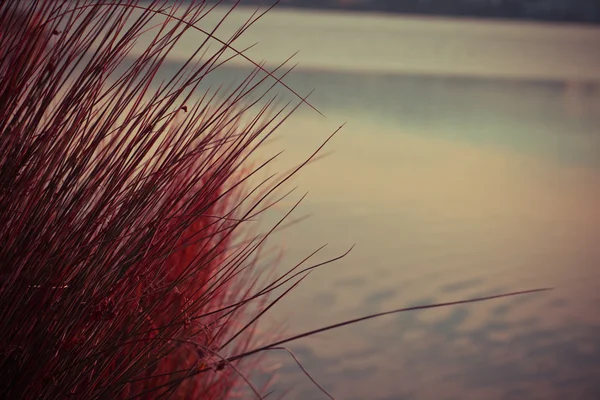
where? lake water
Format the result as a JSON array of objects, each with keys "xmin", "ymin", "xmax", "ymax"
[
  {"xmin": 126, "ymin": 4, "xmax": 600, "ymax": 399},
  {"xmin": 244, "ymin": 70, "xmax": 600, "ymax": 400}
]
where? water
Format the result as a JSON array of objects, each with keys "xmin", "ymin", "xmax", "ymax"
[
  {"xmin": 241, "ymin": 70, "xmax": 600, "ymax": 400},
  {"xmin": 128, "ymin": 5, "xmax": 600, "ymax": 399},
  {"xmin": 247, "ymin": 75, "xmax": 600, "ymax": 399}
]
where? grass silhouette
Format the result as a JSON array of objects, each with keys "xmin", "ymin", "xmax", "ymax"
[{"xmin": 0, "ymin": 1, "xmax": 550, "ymax": 399}]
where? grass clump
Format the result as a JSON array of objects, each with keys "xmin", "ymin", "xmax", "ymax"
[{"xmin": 0, "ymin": 1, "xmax": 549, "ymax": 399}]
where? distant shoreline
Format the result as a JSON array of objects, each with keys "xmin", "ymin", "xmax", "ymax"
[{"xmin": 207, "ymin": 0, "xmax": 600, "ymax": 26}]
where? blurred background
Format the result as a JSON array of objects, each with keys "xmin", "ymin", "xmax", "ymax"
[
  {"xmin": 221, "ymin": 0, "xmax": 600, "ymax": 24},
  {"xmin": 138, "ymin": 1, "xmax": 600, "ymax": 399}
]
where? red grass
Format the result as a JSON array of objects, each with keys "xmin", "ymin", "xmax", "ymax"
[
  {"xmin": 0, "ymin": 1, "xmax": 300, "ymax": 398},
  {"xmin": 0, "ymin": 1, "xmax": 551, "ymax": 399}
]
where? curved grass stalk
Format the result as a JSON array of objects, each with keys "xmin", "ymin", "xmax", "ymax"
[{"xmin": 0, "ymin": 1, "xmax": 550, "ymax": 399}]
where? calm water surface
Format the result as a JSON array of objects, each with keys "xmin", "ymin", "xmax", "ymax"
[
  {"xmin": 126, "ymin": 5, "xmax": 600, "ymax": 399},
  {"xmin": 250, "ymin": 71, "xmax": 600, "ymax": 400},
  {"xmin": 238, "ymin": 69, "xmax": 600, "ymax": 400}
]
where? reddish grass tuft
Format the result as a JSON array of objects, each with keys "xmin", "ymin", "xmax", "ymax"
[
  {"xmin": 0, "ymin": 1, "xmax": 308, "ymax": 398},
  {"xmin": 0, "ymin": 1, "xmax": 551, "ymax": 399}
]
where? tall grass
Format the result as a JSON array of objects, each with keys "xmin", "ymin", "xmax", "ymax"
[{"xmin": 0, "ymin": 1, "xmax": 549, "ymax": 399}]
